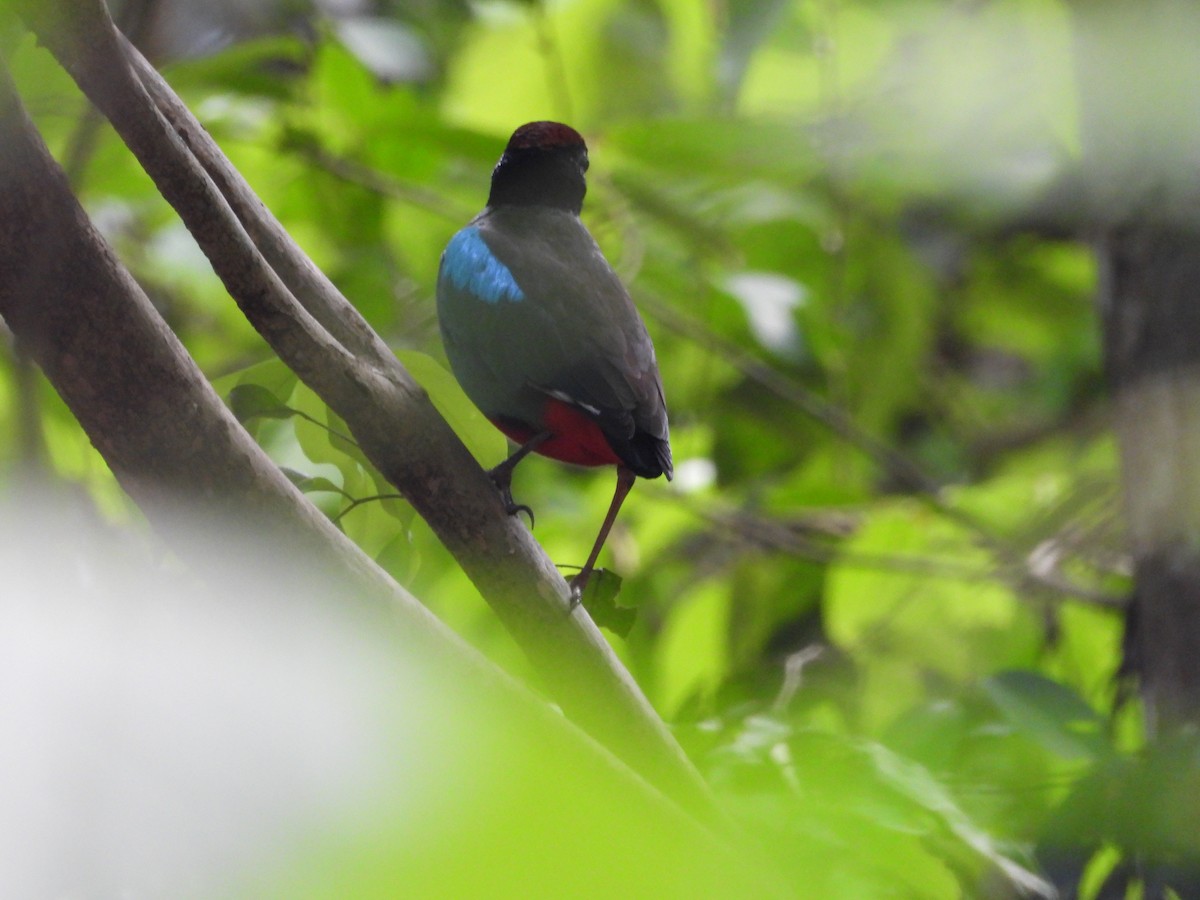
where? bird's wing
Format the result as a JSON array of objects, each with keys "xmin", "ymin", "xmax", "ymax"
[{"xmin": 474, "ymin": 208, "xmax": 669, "ymax": 444}]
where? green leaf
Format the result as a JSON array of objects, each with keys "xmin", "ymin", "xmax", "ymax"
[
  {"xmin": 228, "ymin": 383, "xmax": 295, "ymax": 423},
  {"xmin": 224, "ymin": 358, "xmax": 299, "ymax": 402},
  {"xmin": 824, "ymin": 500, "xmax": 1043, "ymax": 728},
  {"xmin": 578, "ymin": 569, "xmax": 636, "ymax": 637},
  {"xmin": 655, "ymin": 581, "xmax": 731, "ymax": 716},
  {"xmin": 164, "ymin": 35, "xmax": 311, "ymax": 100},
  {"xmin": 396, "ymin": 350, "xmax": 507, "ymax": 466},
  {"xmin": 983, "ymin": 670, "xmax": 1108, "ymax": 761},
  {"xmin": 861, "ymin": 742, "xmax": 1056, "ymax": 899},
  {"xmin": 281, "ymin": 468, "xmax": 346, "ymax": 497}
]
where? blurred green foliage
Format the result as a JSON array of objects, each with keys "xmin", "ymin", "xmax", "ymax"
[{"xmin": 7, "ymin": 0, "xmax": 1199, "ymax": 895}]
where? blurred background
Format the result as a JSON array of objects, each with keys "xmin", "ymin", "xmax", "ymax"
[{"xmin": 5, "ymin": 0, "xmax": 1200, "ymax": 896}]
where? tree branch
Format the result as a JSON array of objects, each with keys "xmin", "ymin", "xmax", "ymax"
[{"xmin": 118, "ymin": 32, "xmax": 397, "ymax": 368}]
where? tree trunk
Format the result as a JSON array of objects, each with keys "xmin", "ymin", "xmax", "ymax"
[
  {"xmin": 1099, "ymin": 227, "xmax": 1200, "ymax": 727},
  {"xmin": 1076, "ymin": 0, "xmax": 1200, "ymax": 725}
]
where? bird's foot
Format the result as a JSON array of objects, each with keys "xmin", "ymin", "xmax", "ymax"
[
  {"xmin": 567, "ymin": 569, "xmax": 593, "ymax": 610},
  {"xmin": 487, "ymin": 465, "xmax": 535, "ymax": 527}
]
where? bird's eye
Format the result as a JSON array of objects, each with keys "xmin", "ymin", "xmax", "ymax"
[{"xmin": 580, "ymin": 151, "xmax": 590, "ymax": 173}]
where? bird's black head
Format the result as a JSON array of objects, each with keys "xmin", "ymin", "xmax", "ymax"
[{"xmin": 487, "ymin": 121, "xmax": 589, "ymax": 214}]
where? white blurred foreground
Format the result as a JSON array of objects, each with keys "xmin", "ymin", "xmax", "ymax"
[
  {"xmin": 0, "ymin": 503, "xmax": 433, "ymax": 896},
  {"xmin": 0, "ymin": 499, "xmax": 752, "ymax": 898}
]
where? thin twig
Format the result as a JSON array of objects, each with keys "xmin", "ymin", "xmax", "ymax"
[
  {"xmin": 332, "ymin": 492, "xmax": 406, "ymax": 524},
  {"xmin": 661, "ymin": 484, "xmax": 1126, "ymax": 608}
]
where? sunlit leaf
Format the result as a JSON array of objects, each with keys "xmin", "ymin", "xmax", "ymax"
[
  {"xmin": 656, "ymin": 581, "xmax": 731, "ymax": 716},
  {"xmin": 396, "ymin": 349, "xmax": 507, "ymax": 466},
  {"xmin": 825, "ymin": 500, "xmax": 1043, "ymax": 720}
]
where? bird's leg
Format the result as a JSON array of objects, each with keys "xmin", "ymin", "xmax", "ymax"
[
  {"xmin": 488, "ymin": 431, "xmax": 551, "ymax": 524},
  {"xmin": 570, "ymin": 466, "xmax": 637, "ymax": 606}
]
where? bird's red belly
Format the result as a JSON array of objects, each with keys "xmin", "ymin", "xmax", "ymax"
[{"xmin": 491, "ymin": 398, "xmax": 621, "ymax": 467}]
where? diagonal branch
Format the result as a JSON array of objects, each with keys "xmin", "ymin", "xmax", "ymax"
[
  {"xmin": 14, "ymin": 0, "xmax": 719, "ymax": 822},
  {"xmin": 117, "ymin": 32, "xmax": 397, "ymax": 368}
]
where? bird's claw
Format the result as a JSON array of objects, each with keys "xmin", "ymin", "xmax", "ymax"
[
  {"xmin": 488, "ymin": 469, "xmax": 536, "ymax": 527},
  {"xmin": 507, "ymin": 499, "xmax": 535, "ymax": 527}
]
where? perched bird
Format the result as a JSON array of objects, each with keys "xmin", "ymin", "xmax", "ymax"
[{"xmin": 436, "ymin": 121, "xmax": 671, "ymax": 598}]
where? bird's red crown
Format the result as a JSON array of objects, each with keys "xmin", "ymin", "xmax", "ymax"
[{"xmin": 506, "ymin": 121, "xmax": 586, "ymax": 152}]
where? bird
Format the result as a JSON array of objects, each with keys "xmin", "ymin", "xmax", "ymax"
[{"xmin": 436, "ymin": 121, "xmax": 671, "ymax": 599}]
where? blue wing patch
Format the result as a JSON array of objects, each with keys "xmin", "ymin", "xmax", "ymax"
[{"xmin": 440, "ymin": 226, "xmax": 525, "ymax": 304}]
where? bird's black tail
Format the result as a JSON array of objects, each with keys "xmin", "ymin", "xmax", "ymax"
[{"xmin": 616, "ymin": 430, "xmax": 672, "ymax": 481}]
